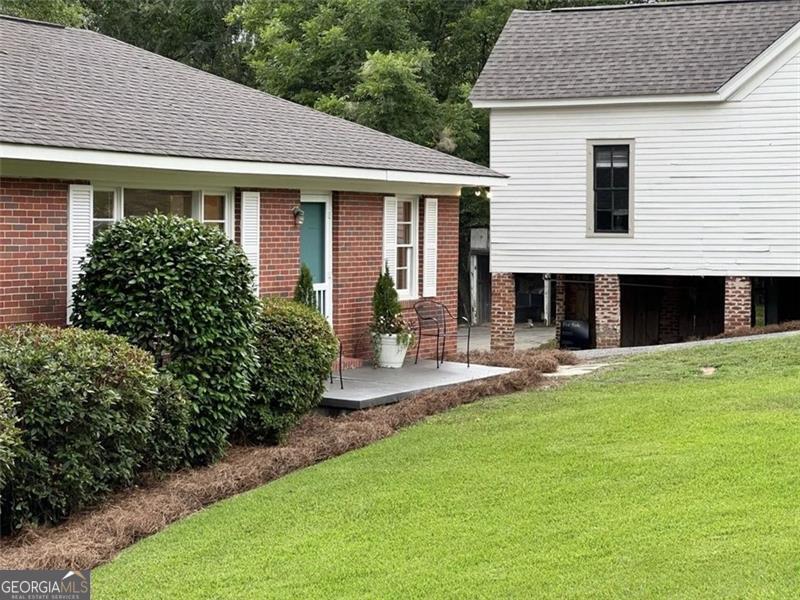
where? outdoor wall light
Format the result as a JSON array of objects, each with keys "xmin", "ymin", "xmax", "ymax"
[{"xmin": 292, "ymin": 206, "xmax": 305, "ymax": 227}]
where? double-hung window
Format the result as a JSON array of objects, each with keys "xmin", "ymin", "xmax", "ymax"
[
  {"xmin": 589, "ymin": 141, "xmax": 633, "ymax": 235},
  {"xmin": 395, "ymin": 198, "xmax": 416, "ymax": 296}
]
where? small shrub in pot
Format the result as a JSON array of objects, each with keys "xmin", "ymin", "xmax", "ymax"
[
  {"xmin": 370, "ymin": 267, "xmax": 413, "ymax": 367},
  {"xmin": 242, "ymin": 297, "xmax": 338, "ymax": 443}
]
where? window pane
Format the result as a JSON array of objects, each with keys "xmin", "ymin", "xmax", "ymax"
[
  {"xmin": 124, "ymin": 189, "xmax": 193, "ymax": 217},
  {"xmin": 204, "ymin": 195, "xmax": 225, "ymax": 221},
  {"xmin": 596, "ymin": 190, "xmax": 612, "ymax": 211},
  {"xmin": 93, "ymin": 190, "xmax": 114, "ymax": 219},
  {"xmin": 613, "ymin": 214, "xmax": 629, "ymax": 232},
  {"xmin": 613, "ymin": 166, "xmax": 629, "ymax": 188},
  {"xmin": 396, "ymin": 267, "xmax": 408, "ymax": 291},
  {"xmin": 613, "ymin": 190, "xmax": 629, "ymax": 211},
  {"xmin": 596, "ymin": 210, "xmax": 612, "ymax": 232},
  {"xmin": 612, "ymin": 146, "xmax": 629, "ymax": 167},
  {"xmin": 397, "ymin": 200, "xmax": 412, "ymax": 223},
  {"xmin": 397, "ymin": 247, "xmax": 409, "ymax": 269},
  {"xmin": 595, "ymin": 148, "xmax": 612, "ymax": 168},
  {"xmin": 595, "ymin": 167, "xmax": 612, "ymax": 189},
  {"xmin": 397, "ymin": 223, "xmax": 412, "ymax": 245},
  {"xmin": 93, "ymin": 221, "xmax": 113, "ymax": 236}
]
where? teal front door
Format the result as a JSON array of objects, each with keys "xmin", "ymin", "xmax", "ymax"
[{"xmin": 300, "ymin": 197, "xmax": 331, "ymax": 321}]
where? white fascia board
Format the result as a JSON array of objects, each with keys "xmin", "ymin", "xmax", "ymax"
[
  {"xmin": 470, "ymin": 92, "xmax": 723, "ymax": 109},
  {"xmin": 0, "ymin": 143, "xmax": 506, "ymax": 188},
  {"xmin": 470, "ymin": 22, "xmax": 800, "ymax": 110}
]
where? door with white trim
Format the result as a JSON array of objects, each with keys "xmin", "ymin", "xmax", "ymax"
[{"xmin": 299, "ymin": 192, "xmax": 333, "ymax": 324}]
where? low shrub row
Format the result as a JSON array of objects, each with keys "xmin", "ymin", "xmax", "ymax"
[
  {"xmin": 1, "ymin": 216, "xmax": 338, "ymax": 533},
  {"xmin": 0, "ymin": 325, "xmax": 162, "ymax": 531}
]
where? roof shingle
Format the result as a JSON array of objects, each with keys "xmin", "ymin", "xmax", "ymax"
[
  {"xmin": 470, "ymin": 0, "xmax": 800, "ymax": 102},
  {"xmin": 0, "ymin": 16, "xmax": 501, "ymax": 179}
]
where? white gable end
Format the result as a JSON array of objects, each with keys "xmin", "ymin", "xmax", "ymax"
[{"xmin": 489, "ymin": 48, "xmax": 800, "ymax": 278}]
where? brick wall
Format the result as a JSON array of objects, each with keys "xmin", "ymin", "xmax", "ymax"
[
  {"xmin": 1, "ymin": 177, "xmax": 72, "ymax": 325},
  {"xmin": 554, "ymin": 274, "xmax": 565, "ymax": 345},
  {"xmin": 257, "ymin": 189, "xmax": 301, "ymax": 297},
  {"xmin": 658, "ymin": 282, "xmax": 682, "ymax": 344},
  {"xmin": 3, "ymin": 178, "xmax": 460, "ymax": 364},
  {"xmin": 333, "ymin": 192, "xmax": 458, "ymax": 361},
  {"xmin": 724, "ymin": 276, "xmax": 752, "ymax": 332},
  {"xmin": 490, "ymin": 272, "xmax": 515, "ymax": 351},
  {"xmin": 594, "ymin": 274, "xmax": 621, "ymax": 348}
]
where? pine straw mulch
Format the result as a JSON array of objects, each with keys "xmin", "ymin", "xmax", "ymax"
[
  {"xmin": 0, "ymin": 349, "xmax": 576, "ymax": 572},
  {"xmin": 713, "ymin": 320, "xmax": 800, "ymax": 339}
]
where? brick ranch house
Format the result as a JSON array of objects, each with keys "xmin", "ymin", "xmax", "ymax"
[
  {"xmin": 0, "ymin": 15, "xmax": 504, "ymax": 361},
  {"xmin": 470, "ymin": 0, "xmax": 800, "ymax": 350}
]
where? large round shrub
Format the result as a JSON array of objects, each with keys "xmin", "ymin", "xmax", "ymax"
[
  {"xmin": 0, "ymin": 377, "xmax": 20, "ymax": 492},
  {"xmin": 0, "ymin": 325, "xmax": 156, "ymax": 532},
  {"xmin": 72, "ymin": 215, "xmax": 259, "ymax": 464},
  {"xmin": 242, "ymin": 298, "xmax": 338, "ymax": 443}
]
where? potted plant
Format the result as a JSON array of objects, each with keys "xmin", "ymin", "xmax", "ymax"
[{"xmin": 370, "ymin": 266, "xmax": 414, "ymax": 368}]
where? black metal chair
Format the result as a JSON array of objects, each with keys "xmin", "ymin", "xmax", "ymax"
[
  {"xmin": 329, "ymin": 338, "xmax": 344, "ymax": 389},
  {"xmin": 413, "ymin": 299, "xmax": 471, "ymax": 368}
]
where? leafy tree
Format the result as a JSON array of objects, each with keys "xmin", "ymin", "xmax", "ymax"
[
  {"xmin": 84, "ymin": 0, "xmax": 252, "ymax": 84},
  {"xmin": 0, "ymin": 0, "xmax": 89, "ymax": 26}
]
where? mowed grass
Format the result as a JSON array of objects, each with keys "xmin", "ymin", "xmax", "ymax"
[{"xmin": 95, "ymin": 336, "xmax": 800, "ymax": 599}]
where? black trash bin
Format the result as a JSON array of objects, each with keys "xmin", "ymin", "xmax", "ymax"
[{"xmin": 560, "ymin": 319, "xmax": 590, "ymax": 350}]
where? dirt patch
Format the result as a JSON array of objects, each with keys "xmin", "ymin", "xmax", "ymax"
[{"xmin": 0, "ymin": 350, "xmax": 574, "ymax": 571}]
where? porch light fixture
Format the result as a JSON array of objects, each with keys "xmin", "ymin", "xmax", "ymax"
[{"xmin": 292, "ymin": 205, "xmax": 304, "ymax": 227}]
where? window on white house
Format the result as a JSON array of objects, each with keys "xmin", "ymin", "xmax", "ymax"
[
  {"xmin": 592, "ymin": 144, "xmax": 631, "ymax": 234},
  {"xmin": 92, "ymin": 189, "xmax": 116, "ymax": 236},
  {"xmin": 395, "ymin": 198, "xmax": 416, "ymax": 295}
]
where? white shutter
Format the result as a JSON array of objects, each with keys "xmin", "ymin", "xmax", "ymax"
[
  {"xmin": 241, "ymin": 191, "xmax": 261, "ymax": 294},
  {"xmin": 67, "ymin": 184, "xmax": 93, "ymax": 322},
  {"xmin": 423, "ymin": 197, "xmax": 438, "ymax": 297},
  {"xmin": 382, "ymin": 196, "xmax": 397, "ymax": 281}
]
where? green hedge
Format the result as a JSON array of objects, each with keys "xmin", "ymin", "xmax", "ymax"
[
  {"xmin": 0, "ymin": 377, "xmax": 20, "ymax": 492},
  {"xmin": 242, "ymin": 298, "xmax": 338, "ymax": 443},
  {"xmin": 0, "ymin": 325, "xmax": 156, "ymax": 532},
  {"xmin": 143, "ymin": 372, "xmax": 191, "ymax": 474},
  {"xmin": 72, "ymin": 215, "xmax": 259, "ymax": 464}
]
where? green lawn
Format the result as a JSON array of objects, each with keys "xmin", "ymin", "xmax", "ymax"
[{"xmin": 95, "ymin": 336, "xmax": 800, "ymax": 599}]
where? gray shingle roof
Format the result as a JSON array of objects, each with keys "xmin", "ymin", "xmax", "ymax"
[
  {"xmin": 0, "ymin": 16, "xmax": 501, "ymax": 180},
  {"xmin": 471, "ymin": 0, "xmax": 800, "ymax": 102}
]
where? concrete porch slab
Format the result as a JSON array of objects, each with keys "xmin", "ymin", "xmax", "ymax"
[{"xmin": 322, "ymin": 359, "xmax": 515, "ymax": 410}]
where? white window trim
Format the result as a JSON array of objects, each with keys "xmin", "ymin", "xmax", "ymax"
[
  {"xmin": 395, "ymin": 195, "xmax": 419, "ymax": 300},
  {"xmin": 89, "ymin": 183, "xmax": 235, "ymax": 240},
  {"xmin": 91, "ymin": 186, "xmax": 118, "ymax": 235},
  {"xmin": 585, "ymin": 139, "xmax": 635, "ymax": 239}
]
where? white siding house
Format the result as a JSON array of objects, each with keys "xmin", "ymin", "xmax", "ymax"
[
  {"xmin": 471, "ymin": 0, "xmax": 800, "ymax": 350},
  {"xmin": 488, "ymin": 51, "xmax": 800, "ymax": 277}
]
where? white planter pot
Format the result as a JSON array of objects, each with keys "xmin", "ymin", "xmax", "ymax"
[{"xmin": 376, "ymin": 334, "xmax": 409, "ymax": 368}]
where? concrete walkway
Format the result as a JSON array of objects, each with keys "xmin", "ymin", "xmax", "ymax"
[
  {"xmin": 575, "ymin": 329, "xmax": 800, "ymax": 361},
  {"xmin": 459, "ymin": 324, "xmax": 556, "ymax": 352}
]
